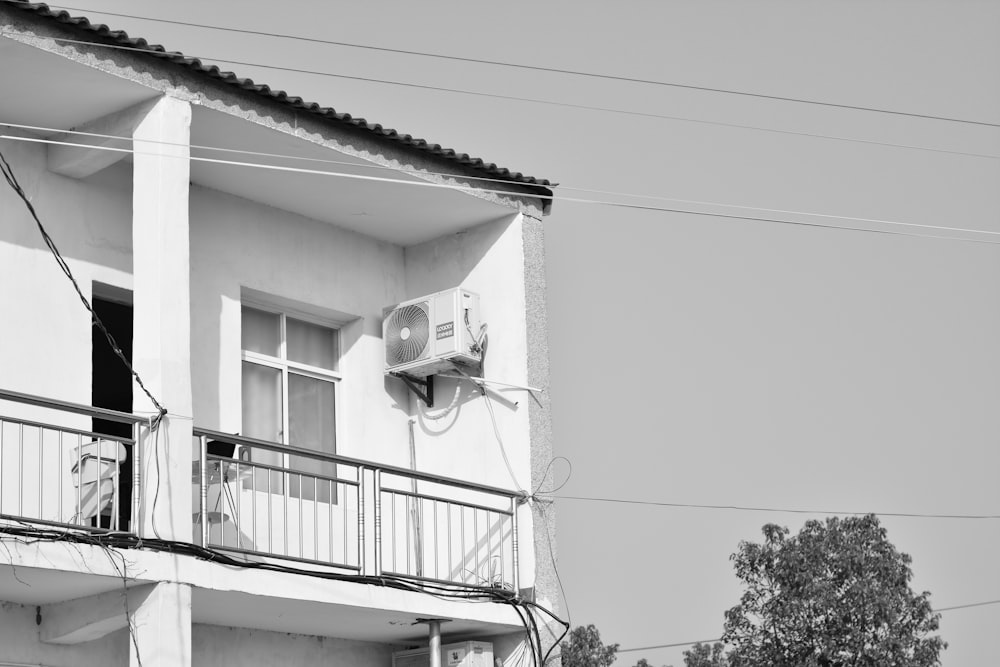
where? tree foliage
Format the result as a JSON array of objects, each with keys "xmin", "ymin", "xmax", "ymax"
[
  {"xmin": 562, "ymin": 624, "xmax": 619, "ymax": 667},
  {"xmin": 722, "ymin": 515, "xmax": 945, "ymax": 667},
  {"xmin": 682, "ymin": 642, "xmax": 727, "ymax": 667}
]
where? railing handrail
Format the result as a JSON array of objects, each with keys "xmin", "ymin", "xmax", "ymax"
[
  {"xmin": 194, "ymin": 427, "xmax": 522, "ymax": 500},
  {"xmin": 202, "ymin": 453, "xmax": 360, "ymax": 488},
  {"xmin": 381, "ymin": 486, "xmax": 514, "ymax": 516},
  {"xmin": 0, "ymin": 413, "xmax": 136, "ymax": 444},
  {"xmin": 0, "ymin": 388, "xmax": 146, "ymax": 425}
]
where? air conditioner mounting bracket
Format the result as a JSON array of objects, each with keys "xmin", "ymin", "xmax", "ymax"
[{"xmin": 392, "ymin": 372, "xmax": 434, "ymax": 408}]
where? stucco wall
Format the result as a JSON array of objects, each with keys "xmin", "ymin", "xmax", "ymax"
[
  {"xmin": 0, "ymin": 135, "xmax": 132, "ymax": 411},
  {"xmin": 0, "ymin": 601, "xmax": 128, "ymax": 666},
  {"xmin": 402, "ymin": 215, "xmax": 531, "ymax": 491},
  {"xmin": 188, "ymin": 184, "xmax": 412, "ymax": 465}
]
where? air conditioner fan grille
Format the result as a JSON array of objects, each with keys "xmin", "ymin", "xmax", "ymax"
[{"xmin": 386, "ymin": 303, "xmax": 430, "ymax": 366}]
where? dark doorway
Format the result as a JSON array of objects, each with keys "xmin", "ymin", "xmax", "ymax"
[{"xmin": 91, "ymin": 293, "xmax": 133, "ymax": 530}]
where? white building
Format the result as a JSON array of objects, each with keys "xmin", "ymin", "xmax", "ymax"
[{"xmin": 0, "ymin": 3, "xmax": 562, "ymax": 665}]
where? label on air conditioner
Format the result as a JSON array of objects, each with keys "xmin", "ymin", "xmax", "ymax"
[
  {"xmin": 436, "ymin": 321, "xmax": 454, "ymax": 340},
  {"xmin": 447, "ymin": 648, "xmax": 466, "ymax": 665}
]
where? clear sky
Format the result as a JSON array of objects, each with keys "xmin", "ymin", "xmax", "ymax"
[{"xmin": 27, "ymin": 1, "xmax": 1000, "ymax": 664}]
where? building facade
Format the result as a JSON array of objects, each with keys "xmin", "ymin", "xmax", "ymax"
[{"xmin": 0, "ymin": 3, "xmax": 562, "ymax": 665}]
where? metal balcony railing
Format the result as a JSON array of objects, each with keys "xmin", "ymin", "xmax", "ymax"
[
  {"xmin": 194, "ymin": 429, "xmax": 520, "ymax": 590},
  {"xmin": 0, "ymin": 388, "xmax": 520, "ymax": 590},
  {"xmin": 0, "ymin": 389, "xmax": 144, "ymax": 533}
]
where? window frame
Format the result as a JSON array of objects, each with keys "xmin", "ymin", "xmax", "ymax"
[{"xmin": 240, "ymin": 302, "xmax": 342, "ymax": 477}]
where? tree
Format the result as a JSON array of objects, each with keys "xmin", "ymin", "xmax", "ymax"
[
  {"xmin": 632, "ymin": 660, "xmax": 652, "ymax": 667},
  {"xmin": 682, "ymin": 642, "xmax": 727, "ymax": 667},
  {"xmin": 723, "ymin": 515, "xmax": 946, "ymax": 667},
  {"xmin": 562, "ymin": 624, "xmax": 619, "ymax": 667}
]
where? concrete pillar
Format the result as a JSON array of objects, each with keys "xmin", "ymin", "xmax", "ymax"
[
  {"xmin": 129, "ymin": 582, "xmax": 192, "ymax": 667},
  {"xmin": 131, "ymin": 95, "xmax": 193, "ymax": 541}
]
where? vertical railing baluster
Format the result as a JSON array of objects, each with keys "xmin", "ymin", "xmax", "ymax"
[
  {"xmin": 357, "ymin": 466, "xmax": 365, "ymax": 574},
  {"xmin": 373, "ymin": 469, "xmax": 382, "ymax": 576},
  {"xmin": 57, "ymin": 430, "xmax": 63, "ymax": 524},
  {"xmin": 334, "ymin": 478, "xmax": 338, "ymax": 565},
  {"xmin": 131, "ymin": 423, "xmax": 141, "ymax": 536},
  {"xmin": 0, "ymin": 420, "xmax": 4, "ymax": 516},
  {"xmin": 250, "ymin": 454, "xmax": 257, "ymax": 552},
  {"xmin": 474, "ymin": 508, "xmax": 480, "ymax": 586},
  {"xmin": 405, "ymin": 492, "xmax": 411, "ymax": 576},
  {"xmin": 75, "ymin": 432, "xmax": 82, "ymax": 526},
  {"xmin": 283, "ymin": 470, "xmax": 289, "ymax": 558},
  {"xmin": 487, "ymin": 510, "xmax": 494, "ymax": 586},
  {"xmin": 332, "ymin": 478, "xmax": 338, "ymax": 565},
  {"xmin": 461, "ymin": 506, "xmax": 467, "ymax": 584},
  {"xmin": 18, "ymin": 423, "xmax": 24, "ymax": 518},
  {"xmin": 313, "ymin": 475, "xmax": 319, "ymax": 561},
  {"xmin": 267, "ymin": 467, "xmax": 273, "ymax": 554},
  {"xmin": 199, "ymin": 435, "xmax": 209, "ymax": 547},
  {"xmin": 499, "ymin": 515, "xmax": 506, "ymax": 589},
  {"xmin": 112, "ymin": 437, "xmax": 121, "ymax": 531},
  {"xmin": 234, "ymin": 458, "xmax": 243, "ymax": 550},
  {"xmin": 37, "ymin": 428, "xmax": 44, "ymax": 523},
  {"xmin": 0, "ymin": 419, "xmax": 5, "ymax": 516},
  {"xmin": 511, "ymin": 499, "xmax": 520, "ymax": 593},
  {"xmin": 433, "ymin": 500, "xmax": 439, "ymax": 580},
  {"xmin": 446, "ymin": 502, "xmax": 453, "ymax": 583},
  {"xmin": 298, "ymin": 474, "xmax": 304, "ymax": 559}
]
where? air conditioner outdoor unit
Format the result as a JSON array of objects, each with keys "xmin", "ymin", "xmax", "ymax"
[
  {"xmin": 392, "ymin": 640, "xmax": 494, "ymax": 667},
  {"xmin": 383, "ymin": 287, "xmax": 482, "ymax": 378}
]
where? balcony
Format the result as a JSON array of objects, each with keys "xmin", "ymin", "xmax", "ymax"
[
  {"xmin": 0, "ymin": 389, "xmax": 143, "ymax": 533},
  {"xmin": 0, "ymin": 389, "xmax": 520, "ymax": 592}
]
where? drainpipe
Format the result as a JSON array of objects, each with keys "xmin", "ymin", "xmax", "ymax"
[{"xmin": 408, "ymin": 419, "xmax": 423, "ymax": 577}]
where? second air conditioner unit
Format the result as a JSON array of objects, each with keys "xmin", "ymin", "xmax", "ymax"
[
  {"xmin": 383, "ymin": 287, "xmax": 482, "ymax": 378},
  {"xmin": 392, "ymin": 641, "xmax": 494, "ymax": 667}
]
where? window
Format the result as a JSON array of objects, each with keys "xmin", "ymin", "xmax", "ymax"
[{"xmin": 241, "ymin": 305, "xmax": 339, "ymax": 501}]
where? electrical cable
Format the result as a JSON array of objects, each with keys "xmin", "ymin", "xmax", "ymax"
[
  {"xmin": 536, "ymin": 502, "xmax": 571, "ymax": 627},
  {"xmin": 616, "ymin": 600, "xmax": 1000, "ymax": 654},
  {"xmin": 933, "ymin": 599, "xmax": 1000, "ymax": 613},
  {"xmin": 532, "ymin": 456, "xmax": 573, "ymax": 496},
  {"xmin": 22, "ymin": 4, "xmax": 1000, "ymax": 130},
  {"xmin": 2, "ymin": 28, "xmax": 997, "ymax": 160},
  {"xmin": 0, "ymin": 147, "xmax": 168, "ymax": 423},
  {"xmin": 550, "ymin": 494, "xmax": 1000, "ymax": 520},
  {"xmin": 3, "ymin": 132, "xmax": 999, "ymax": 247},
  {"xmin": 0, "ymin": 520, "xmax": 569, "ymax": 667},
  {"xmin": 10, "ymin": 121, "xmax": 999, "ymax": 240},
  {"xmin": 483, "ymin": 390, "xmax": 526, "ymax": 494},
  {"xmin": 617, "ymin": 639, "xmax": 723, "ymax": 653}
]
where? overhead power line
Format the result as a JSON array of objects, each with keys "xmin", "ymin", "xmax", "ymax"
[
  {"xmin": 1, "ymin": 30, "xmax": 996, "ymax": 160},
  {"xmin": 5, "ymin": 120, "xmax": 999, "ymax": 242},
  {"xmin": 934, "ymin": 599, "xmax": 1000, "ymax": 613},
  {"xmin": 616, "ymin": 600, "xmax": 1000, "ymax": 653},
  {"xmin": 4, "ymin": 131, "xmax": 1000, "ymax": 247},
  {"xmin": 617, "ymin": 640, "xmax": 723, "ymax": 654},
  {"xmin": 551, "ymin": 494, "xmax": 1000, "ymax": 520},
  {"xmin": 40, "ymin": 3, "xmax": 1000, "ymax": 129}
]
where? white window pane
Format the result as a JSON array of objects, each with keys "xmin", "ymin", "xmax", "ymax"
[
  {"xmin": 287, "ymin": 317, "xmax": 335, "ymax": 370},
  {"xmin": 288, "ymin": 373, "xmax": 336, "ymax": 502},
  {"xmin": 242, "ymin": 307, "xmax": 280, "ymax": 357},
  {"xmin": 241, "ymin": 361, "xmax": 284, "ymax": 488}
]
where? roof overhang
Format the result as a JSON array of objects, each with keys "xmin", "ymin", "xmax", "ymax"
[{"xmin": 0, "ymin": 5, "xmax": 553, "ymax": 246}]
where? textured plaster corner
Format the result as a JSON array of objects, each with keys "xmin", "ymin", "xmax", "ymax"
[{"xmin": 521, "ymin": 215, "xmax": 562, "ymax": 666}]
